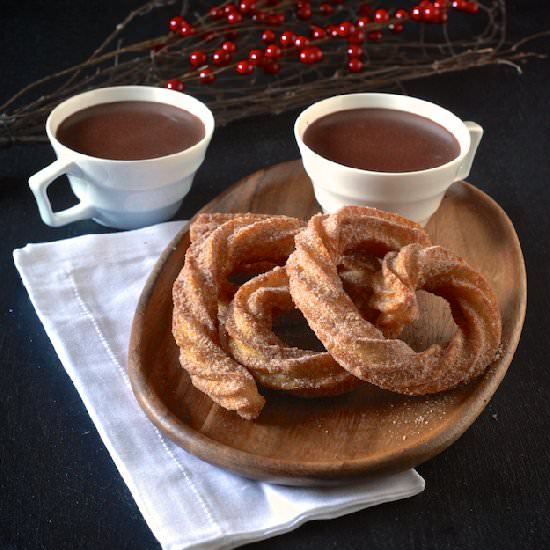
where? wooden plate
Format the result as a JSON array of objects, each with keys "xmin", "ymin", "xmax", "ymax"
[{"xmin": 128, "ymin": 161, "xmax": 526, "ymax": 485}]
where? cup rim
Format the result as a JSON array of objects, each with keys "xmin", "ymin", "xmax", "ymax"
[
  {"xmin": 45, "ymin": 85, "xmax": 215, "ymax": 164},
  {"xmin": 294, "ymin": 92, "xmax": 471, "ymax": 178}
]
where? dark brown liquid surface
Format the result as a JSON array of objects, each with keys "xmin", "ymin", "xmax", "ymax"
[
  {"xmin": 56, "ymin": 100, "xmax": 205, "ymax": 160},
  {"xmin": 303, "ymin": 108, "xmax": 460, "ymax": 172}
]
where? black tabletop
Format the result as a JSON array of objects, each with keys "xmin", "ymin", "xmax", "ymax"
[{"xmin": 2, "ymin": 1, "xmax": 550, "ymax": 549}]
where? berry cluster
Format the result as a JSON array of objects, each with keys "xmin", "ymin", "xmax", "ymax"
[
  {"xmin": 168, "ymin": 15, "xmax": 196, "ymax": 37},
  {"xmin": 164, "ymin": 0, "xmax": 481, "ymax": 89}
]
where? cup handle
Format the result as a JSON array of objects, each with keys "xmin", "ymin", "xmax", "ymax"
[
  {"xmin": 29, "ymin": 159, "xmax": 95, "ymax": 227},
  {"xmin": 455, "ymin": 121, "xmax": 483, "ymax": 181}
]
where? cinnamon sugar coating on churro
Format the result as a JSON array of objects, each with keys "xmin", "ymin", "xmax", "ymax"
[
  {"xmin": 173, "ymin": 214, "xmax": 304, "ymax": 419},
  {"xmin": 225, "ymin": 266, "xmax": 359, "ymax": 397},
  {"xmin": 287, "ymin": 207, "xmax": 501, "ymax": 395},
  {"xmin": 172, "ymin": 205, "xmax": 501, "ymax": 419}
]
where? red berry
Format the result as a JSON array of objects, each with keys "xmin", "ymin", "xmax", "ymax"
[
  {"xmin": 263, "ymin": 60, "xmax": 281, "ymax": 74},
  {"xmin": 310, "ymin": 45, "xmax": 323, "ymax": 62},
  {"xmin": 297, "ymin": 5, "xmax": 312, "ymax": 20},
  {"xmin": 236, "ymin": 59, "xmax": 254, "ymax": 74},
  {"xmin": 294, "ymin": 35, "xmax": 310, "ymax": 48},
  {"xmin": 358, "ymin": 3, "xmax": 370, "ymax": 16},
  {"xmin": 434, "ymin": 0, "xmax": 449, "ymax": 6},
  {"xmin": 356, "ymin": 16, "xmax": 370, "ymax": 29},
  {"xmin": 227, "ymin": 11, "xmax": 243, "ymax": 23},
  {"xmin": 168, "ymin": 15, "xmax": 185, "ymax": 32},
  {"xmin": 367, "ymin": 30, "xmax": 383, "ymax": 41},
  {"xmin": 348, "ymin": 29, "xmax": 365, "ymax": 44},
  {"xmin": 299, "ymin": 46, "xmax": 323, "ymax": 64},
  {"xmin": 419, "ymin": 1, "xmax": 432, "ymax": 8},
  {"xmin": 395, "ymin": 9, "xmax": 409, "ymax": 20},
  {"xmin": 212, "ymin": 49, "xmax": 231, "ymax": 65},
  {"xmin": 337, "ymin": 21, "xmax": 355, "ymax": 37},
  {"xmin": 326, "ymin": 25, "xmax": 339, "ymax": 38},
  {"xmin": 189, "ymin": 50, "xmax": 207, "ymax": 67},
  {"xmin": 267, "ymin": 13, "xmax": 285, "ymax": 25},
  {"xmin": 463, "ymin": 1, "xmax": 479, "ymax": 13},
  {"xmin": 411, "ymin": 6, "xmax": 422, "ymax": 21},
  {"xmin": 299, "ymin": 48, "xmax": 316, "ymax": 64},
  {"xmin": 222, "ymin": 40, "xmax": 237, "ymax": 53},
  {"xmin": 280, "ymin": 30, "xmax": 296, "ymax": 48},
  {"xmin": 179, "ymin": 23, "xmax": 195, "ymax": 37},
  {"xmin": 374, "ymin": 8, "xmax": 390, "ymax": 23},
  {"xmin": 310, "ymin": 25, "xmax": 326, "ymax": 39},
  {"xmin": 439, "ymin": 11, "xmax": 449, "ymax": 22},
  {"xmin": 248, "ymin": 48, "xmax": 264, "ymax": 65},
  {"xmin": 430, "ymin": 6, "xmax": 443, "ymax": 22},
  {"xmin": 208, "ymin": 7, "xmax": 224, "ymax": 19},
  {"xmin": 253, "ymin": 10, "xmax": 267, "ymax": 22},
  {"xmin": 199, "ymin": 67, "xmax": 215, "ymax": 84},
  {"xmin": 347, "ymin": 58, "xmax": 364, "ymax": 72},
  {"xmin": 239, "ymin": 0, "xmax": 256, "ymax": 13},
  {"xmin": 165, "ymin": 78, "xmax": 185, "ymax": 91},
  {"xmin": 389, "ymin": 22, "xmax": 404, "ymax": 33},
  {"xmin": 319, "ymin": 3, "xmax": 333, "ymax": 15},
  {"xmin": 347, "ymin": 45, "xmax": 364, "ymax": 58},
  {"xmin": 264, "ymin": 43, "xmax": 281, "ymax": 58},
  {"xmin": 423, "ymin": 5, "xmax": 434, "ymax": 21},
  {"xmin": 262, "ymin": 29, "xmax": 276, "ymax": 43}
]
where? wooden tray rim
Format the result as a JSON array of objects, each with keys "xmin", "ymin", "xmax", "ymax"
[{"xmin": 128, "ymin": 162, "xmax": 527, "ymax": 482}]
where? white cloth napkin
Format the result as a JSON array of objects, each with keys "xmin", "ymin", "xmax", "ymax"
[{"xmin": 13, "ymin": 221, "xmax": 425, "ymax": 550}]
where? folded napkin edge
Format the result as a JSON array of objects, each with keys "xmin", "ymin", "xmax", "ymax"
[
  {"xmin": 13, "ymin": 248, "xmax": 173, "ymax": 542},
  {"xmin": 163, "ymin": 470, "xmax": 424, "ymax": 550},
  {"xmin": 12, "ymin": 220, "xmax": 187, "ymax": 266},
  {"xmin": 13, "ymin": 223, "xmax": 427, "ymax": 550}
]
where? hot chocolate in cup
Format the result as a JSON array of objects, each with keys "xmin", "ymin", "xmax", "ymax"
[
  {"xmin": 29, "ymin": 86, "xmax": 214, "ymax": 230},
  {"xmin": 294, "ymin": 93, "xmax": 483, "ymax": 225}
]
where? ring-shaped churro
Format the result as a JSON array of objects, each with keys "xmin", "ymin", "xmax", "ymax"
[
  {"xmin": 173, "ymin": 214, "xmax": 305, "ymax": 419},
  {"xmin": 225, "ymin": 266, "xmax": 359, "ymax": 397},
  {"xmin": 287, "ymin": 207, "xmax": 501, "ymax": 395}
]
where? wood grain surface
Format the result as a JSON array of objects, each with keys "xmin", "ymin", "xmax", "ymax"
[{"xmin": 128, "ymin": 160, "xmax": 526, "ymax": 485}]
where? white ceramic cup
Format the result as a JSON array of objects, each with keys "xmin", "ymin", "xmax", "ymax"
[
  {"xmin": 295, "ymin": 93, "xmax": 483, "ymax": 225},
  {"xmin": 29, "ymin": 86, "xmax": 214, "ymax": 230}
]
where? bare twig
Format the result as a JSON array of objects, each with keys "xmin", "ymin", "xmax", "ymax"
[{"xmin": 0, "ymin": 0, "xmax": 546, "ymax": 148}]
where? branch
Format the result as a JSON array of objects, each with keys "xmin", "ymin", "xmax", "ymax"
[{"xmin": 1, "ymin": 0, "xmax": 546, "ymax": 148}]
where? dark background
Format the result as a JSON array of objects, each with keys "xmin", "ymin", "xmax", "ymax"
[{"xmin": 1, "ymin": 1, "xmax": 550, "ymax": 549}]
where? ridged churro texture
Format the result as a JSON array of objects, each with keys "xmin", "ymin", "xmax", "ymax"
[
  {"xmin": 172, "ymin": 214, "xmax": 304, "ymax": 419},
  {"xmin": 224, "ymin": 208, "xmax": 433, "ymax": 398},
  {"xmin": 172, "ymin": 205, "xmax": 501, "ymax": 419},
  {"xmin": 225, "ymin": 266, "xmax": 359, "ymax": 397},
  {"xmin": 287, "ymin": 207, "xmax": 502, "ymax": 395}
]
